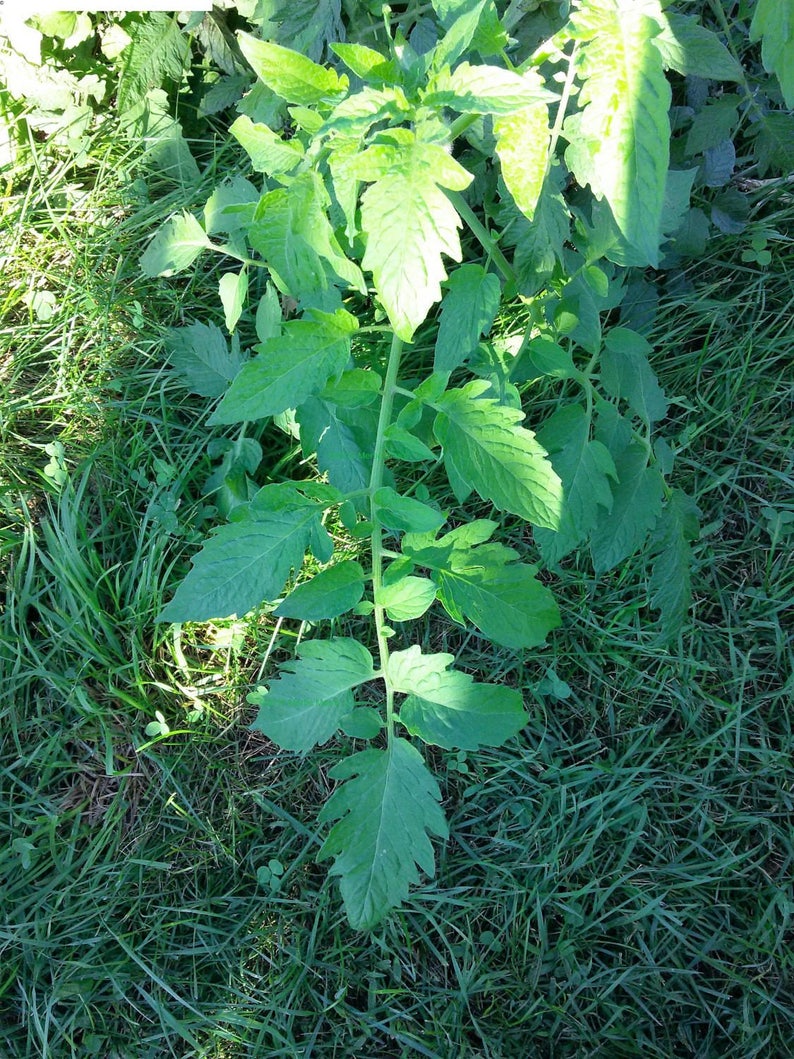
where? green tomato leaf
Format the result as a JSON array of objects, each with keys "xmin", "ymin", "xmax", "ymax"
[
  {"xmin": 750, "ymin": 0, "xmax": 794, "ymax": 107},
  {"xmin": 512, "ymin": 337, "xmax": 576, "ymax": 384},
  {"xmin": 219, "ymin": 269, "xmax": 248, "ymax": 333},
  {"xmin": 275, "ymin": 561, "xmax": 366, "ymax": 621},
  {"xmin": 649, "ymin": 489, "xmax": 700, "ymax": 640},
  {"xmin": 534, "ymin": 404, "xmax": 618, "ymax": 565},
  {"xmin": 237, "ymin": 33, "xmax": 347, "ymax": 105},
  {"xmin": 360, "ymin": 134, "xmax": 472, "ymax": 341},
  {"xmin": 330, "ymin": 42, "xmax": 400, "ymax": 85},
  {"xmin": 204, "ymin": 175, "xmax": 259, "ymax": 236},
  {"xmin": 373, "ymin": 487, "xmax": 445, "ymax": 535},
  {"xmin": 494, "ymin": 101, "xmax": 550, "ymax": 222},
  {"xmin": 376, "ymin": 575, "xmax": 437, "ymax": 622},
  {"xmin": 247, "ymin": 188, "xmax": 326, "ymax": 298},
  {"xmin": 600, "ymin": 328, "xmax": 668, "ymax": 425},
  {"xmin": 210, "ymin": 312, "xmax": 356, "ymax": 425},
  {"xmin": 256, "ymin": 283, "xmax": 282, "ymax": 343},
  {"xmin": 140, "ymin": 212, "xmax": 210, "ymax": 277},
  {"xmin": 297, "ymin": 398, "xmax": 376, "ymax": 502},
  {"xmin": 320, "ymin": 369, "xmax": 382, "ymax": 408},
  {"xmin": 158, "ymin": 485, "xmax": 322, "ymax": 622},
  {"xmin": 434, "ymin": 264, "xmax": 501, "ymax": 373},
  {"xmin": 425, "ymin": 62, "xmax": 554, "ymax": 114},
  {"xmin": 432, "ymin": 0, "xmax": 508, "ymax": 57},
  {"xmin": 433, "ymin": 382, "xmax": 563, "ymax": 529},
  {"xmin": 403, "ymin": 523, "xmax": 560, "ymax": 649},
  {"xmin": 567, "ymin": 3, "xmax": 671, "ymax": 266},
  {"xmin": 166, "ymin": 322, "xmax": 245, "ymax": 398},
  {"xmin": 589, "ymin": 443, "xmax": 665, "ymax": 573},
  {"xmin": 509, "ymin": 177, "xmax": 570, "ymax": 296},
  {"xmin": 384, "ymin": 425, "xmax": 436, "ymax": 463},
  {"xmin": 317, "ymin": 738, "xmax": 448, "ymax": 930},
  {"xmin": 249, "ymin": 638, "xmax": 375, "ymax": 752},
  {"xmin": 388, "ymin": 646, "xmax": 527, "ymax": 750},
  {"xmin": 339, "ymin": 708, "xmax": 384, "ymax": 739},
  {"xmin": 321, "ymin": 87, "xmax": 409, "ymax": 140},
  {"xmin": 229, "ymin": 115, "xmax": 304, "ymax": 176},
  {"xmin": 653, "ymin": 11, "xmax": 743, "ymax": 82}
]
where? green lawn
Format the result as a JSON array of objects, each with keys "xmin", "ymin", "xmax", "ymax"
[{"xmin": 2, "ymin": 11, "xmax": 793, "ymax": 1058}]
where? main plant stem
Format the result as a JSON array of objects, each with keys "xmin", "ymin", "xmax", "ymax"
[{"xmin": 369, "ymin": 330, "xmax": 404, "ymax": 740}]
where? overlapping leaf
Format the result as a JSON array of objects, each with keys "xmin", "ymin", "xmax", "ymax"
[
  {"xmin": 534, "ymin": 404, "xmax": 617, "ymax": 565},
  {"xmin": 589, "ymin": 443, "xmax": 665, "ymax": 573},
  {"xmin": 403, "ymin": 521, "xmax": 560, "ymax": 649},
  {"xmin": 210, "ymin": 311, "xmax": 356, "ymax": 425}
]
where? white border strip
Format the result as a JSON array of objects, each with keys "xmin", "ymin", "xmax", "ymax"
[{"xmin": 1, "ymin": 2, "xmax": 213, "ymax": 10}]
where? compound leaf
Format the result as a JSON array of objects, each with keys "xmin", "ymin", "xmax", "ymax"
[
  {"xmin": 157, "ymin": 485, "xmax": 322, "ymax": 622},
  {"xmin": 249, "ymin": 638, "xmax": 375, "ymax": 752},
  {"xmin": 589, "ymin": 442, "xmax": 665, "ymax": 573},
  {"xmin": 275, "ymin": 561, "xmax": 366, "ymax": 621},
  {"xmin": 388, "ymin": 646, "xmax": 527, "ymax": 750},
  {"xmin": 360, "ymin": 135, "xmax": 472, "ymax": 341},
  {"xmin": 210, "ymin": 312, "xmax": 356, "ymax": 424},
  {"xmin": 318, "ymin": 738, "xmax": 448, "ymax": 930},
  {"xmin": 434, "ymin": 263, "xmax": 501, "ymax": 373},
  {"xmin": 433, "ymin": 382, "xmax": 563, "ymax": 529}
]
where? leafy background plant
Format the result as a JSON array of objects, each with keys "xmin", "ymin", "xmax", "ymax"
[{"xmin": 1, "ymin": 0, "xmax": 793, "ymax": 1054}]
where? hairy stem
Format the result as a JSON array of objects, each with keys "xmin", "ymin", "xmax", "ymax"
[{"xmin": 369, "ymin": 331, "xmax": 404, "ymax": 740}]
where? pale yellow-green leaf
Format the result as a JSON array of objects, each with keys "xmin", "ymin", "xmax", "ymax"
[{"xmin": 494, "ymin": 101, "xmax": 550, "ymax": 221}]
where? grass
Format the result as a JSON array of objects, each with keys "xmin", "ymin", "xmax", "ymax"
[{"xmin": 2, "ymin": 55, "xmax": 794, "ymax": 1059}]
